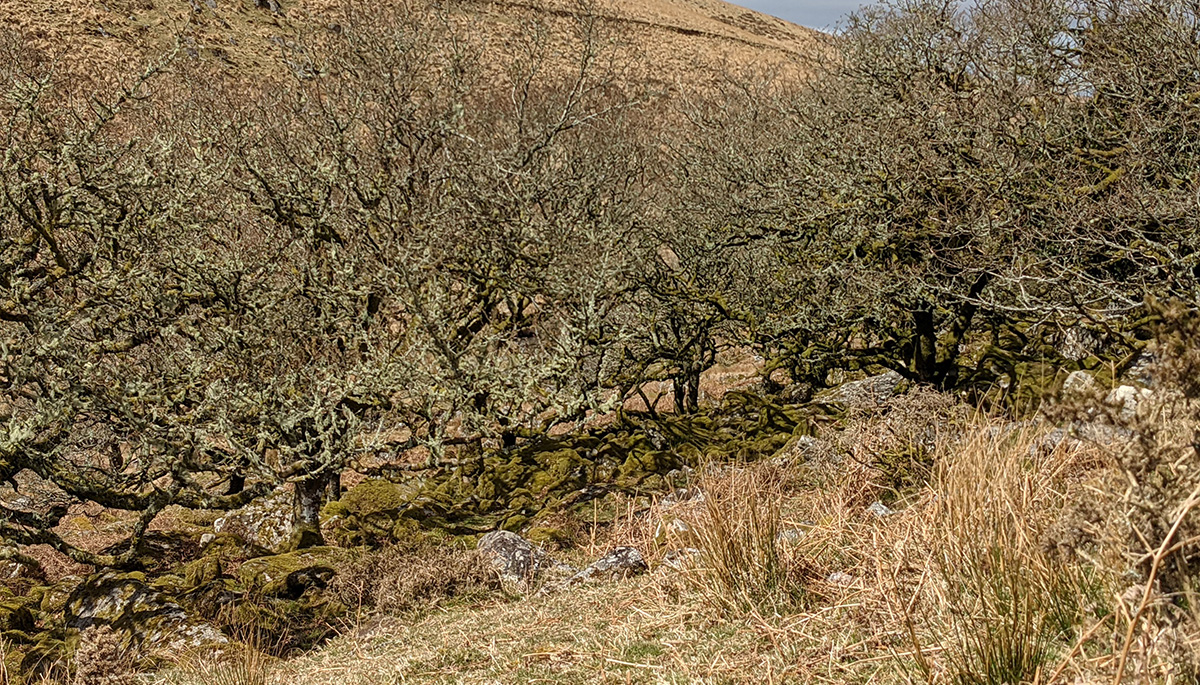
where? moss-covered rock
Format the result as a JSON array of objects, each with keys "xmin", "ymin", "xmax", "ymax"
[
  {"xmin": 525, "ymin": 525, "xmax": 571, "ymax": 547},
  {"xmin": 212, "ymin": 489, "xmax": 295, "ymax": 554},
  {"xmin": 323, "ymin": 479, "xmax": 423, "ymax": 546},
  {"xmin": 201, "ymin": 531, "xmax": 273, "ymax": 560},
  {"xmin": 63, "ymin": 571, "xmax": 228, "ymax": 657},
  {"xmin": 476, "ymin": 531, "xmax": 577, "ymax": 592},
  {"xmin": 99, "ymin": 530, "xmax": 203, "ymax": 575},
  {"xmin": 7, "ymin": 628, "xmax": 76, "ymax": 684},
  {"xmin": 0, "ymin": 594, "xmax": 36, "ymax": 634},
  {"xmin": 0, "ymin": 546, "xmax": 45, "ymax": 594},
  {"xmin": 816, "ymin": 371, "xmax": 909, "ymax": 410},
  {"xmin": 178, "ymin": 555, "xmax": 223, "ymax": 589},
  {"xmin": 311, "ymin": 393, "xmax": 817, "ymax": 551},
  {"xmin": 236, "ymin": 547, "xmax": 354, "ymax": 598},
  {"xmin": 38, "ymin": 576, "xmax": 82, "ymax": 616}
]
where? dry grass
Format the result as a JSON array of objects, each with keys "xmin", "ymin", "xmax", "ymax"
[
  {"xmin": 681, "ymin": 464, "xmax": 809, "ymax": 617},
  {"xmin": 164, "ymin": 638, "xmax": 273, "ymax": 685},
  {"xmin": 330, "ymin": 544, "xmax": 500, "ymax": 620},
  {"xmin": 916, "ymin": 425, "xmax": 1102, "ymax": 684},
  {"xmin": 0, "ymin": 0, "xmax": 823, "ymax": 88}
]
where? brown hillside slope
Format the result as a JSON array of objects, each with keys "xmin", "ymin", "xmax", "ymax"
[{"xmin": 0, "ymin": 0, "xmax": 826, "ymax": 85}]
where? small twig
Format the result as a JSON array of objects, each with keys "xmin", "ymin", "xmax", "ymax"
[{"xmin": 1046, "ymin": 614, "xmax": 1111, "ymax": 684}]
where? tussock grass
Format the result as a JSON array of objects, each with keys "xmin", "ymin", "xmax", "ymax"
[
  {"xmin": 163, "ymin": 634, "xmax": 273, "ymax": 685},
  {"xmin": 922, "ymin": 425, "xmax": 1096, "ymax": 685},
  {"xmin": 331, "ymin": 544, "xmax": 499, "ymax": 620},
  {"xmin": 683, "ymin": 464, "xmax": 809, "ymax": 617}
]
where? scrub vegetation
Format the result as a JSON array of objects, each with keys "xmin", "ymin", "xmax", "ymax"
[{"xmin": 2, "ymin": 0, "xmax": 1200, "ymax": 681}]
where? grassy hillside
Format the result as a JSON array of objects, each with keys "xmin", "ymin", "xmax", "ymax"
[{"xmin": 0, "ymin": 0, "xmax": 824, "ymax": 84}]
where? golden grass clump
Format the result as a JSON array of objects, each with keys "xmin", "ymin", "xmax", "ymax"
[
  {"xmin": 167, "ymin": 639, "xmax": 273, "ymax": 685},
  {"xmin": 682, "ymin": 464, "xmax": 810, "ymax": 618},
  {"xmin": 920, "ymin": 425, "xmax": 1098, "ymax": 685},
  {"xmin": 330, "ymin": 544, "xmax": 499, "ymax": 620}
]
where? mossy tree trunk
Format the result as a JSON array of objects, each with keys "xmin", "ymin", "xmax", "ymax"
[{"xmin": 291, "ymin": 474, "xmax": 329, "ymax": 550}]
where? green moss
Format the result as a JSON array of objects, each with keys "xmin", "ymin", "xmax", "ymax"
[
  {"xmin": 527, "ymin": 448, "xmax": 586, "ymax": 494},
  {"xmin": 872, "ymin": 444, "xmax": 934, "ymax": 500},
  {"xmin": 202, "ymin": 532, "xmax": 272, "ymax": 561},
  {"xmin": 324, "ymin": 479, "xmax": 424, "ymax": 546},
  {"xmin": 622, "ymin": 639, "xmax": 664, "ymax": 661},
  {"xmin": 288, "ymin": 524, "xmax": 325, "ymax": 552},
  {"xmin": 0, "ymin": 597, "xmax": 36, "ymax": 633},
  {"xmin": 178, "ymin": 555, "xmax": 223, "ymax": 588},
  {"xmin": 39, "ymin": 579, "xmax": 81, "ymax": 615},
  {"xmin": 148, "ymin": 574, "xmax": 187, "ymax": 594},
  {"xmin": 338, "ymin": 479, "xmax": 420, "ymax": 516},
  {"xmin": 17, "ymin": 630, "xmax": 76, "ymax": 682},
  {"xmin": 500, "ymin": 514, "xmax": 530, "ymax": 531},
  {"xmin": 525, "ymin": 526, "xmax": 570, "ymax": 547},
  {"xmin": 313, "ymin": 394, "xmax": 820, "ymax": 551},
  {"xmin": 236, "ymin": 547, "xmax": 355, "ymax": 598}
]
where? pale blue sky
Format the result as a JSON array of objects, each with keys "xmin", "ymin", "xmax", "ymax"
[{"xmin": 737, "ymin": 0, "xmax": 865, "ymax": 30}]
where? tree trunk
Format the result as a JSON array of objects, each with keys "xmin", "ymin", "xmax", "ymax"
[
  {"xmin": 913, "ymin": 308, "xmax": 938, "ymax": 383},
  {"xmin": 290, "ymin": 475, "xmax": 326, "ymax": 550},
  {"xmin": 225, "ymin": 470, "xmax": 245, "ymax": 496},
  {"xmin": 934, "ymin": 272, "xmax": 992, "ymax": 389},
  {"xmin": 324, "ymin": 469, "xmax": 341, "ymax": 502},
  {"xmin": 686, "ymin": 370, "xmax": 700, "ymax": 412}
]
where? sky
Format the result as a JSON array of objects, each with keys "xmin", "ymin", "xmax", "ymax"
[{"xmin": 738, "ymin": 0, "xmax": 866, "ymax": 30}]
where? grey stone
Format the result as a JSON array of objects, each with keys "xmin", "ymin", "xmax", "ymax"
[
  {"xmin": 477, "ymin": 531, "xmax": 576, "ymax": 592},
  {"xmin": 867, "ymin": 501, "xmax": 896, "ymax": 518},
  {"xmin": 652, "ymin": 518, "xmax": 692, "ymax": 546},
  {"xmin": 775, "ymin": 435, "xmax": 835, "ymax": 463},
  {"xmin": 826, "ymin": 571, "xmax": 855, "ymax": 586},
  {"xmin": 1105, "ymin": 385, "xmax": 1152, "ymax": 422},
  {"xmin": 986, "ymin": 421, "xmax": 1030, "ymax": 442},
  {"xmin": 821, "ymin": 371, "xmax": 905, "ymax": 409},
  {"xmin": 1029, "ymin": 428, "xmax": 1083, "ymax": 458},
  {"xmin": 1125, "ymin": 350, "xmax": 1158, "ymax": 387},
  {"xmin": 564, "ymin": 547, "xmax": 648, "ymax": 586},
  {"xmin": 1059, "ymin": 327, "xmax": 1103, "ymax": 362},
  {"xmin": 662, "ymin": 547, "xmax": 702, "ymax": 571},
  {"xmin": 776, "ymin": 524, "xmax": 814, "ymax": 545},
  {"xmin": 212, "ymin": 490, "xmax": 294, "ymax": 554},
  {"xmin": 1062, "ymin": 370, "xmax": 1100, "ymax": 397},
  {"xmin": 660, "ymin": 487, "xmax": 705, "ymax": 508},
  {"xmin": 64, "ymin": 572, "xmax": 227, "ymax": 655},
  {"xmin": 1074, "ymin": 420, "xmax": 1132, "ymax": 446}
]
